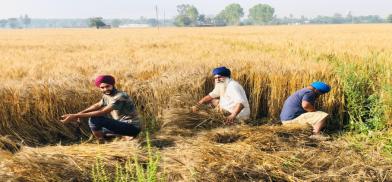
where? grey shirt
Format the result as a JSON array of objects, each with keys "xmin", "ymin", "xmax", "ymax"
[{"xmin": 100, "ymin": 90, "xmax": 139, "ymax": 126}]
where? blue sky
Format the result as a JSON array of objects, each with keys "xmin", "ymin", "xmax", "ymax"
[{"xmin": 0, "ymin": 0, "xmax": 391, "ymax": 19}]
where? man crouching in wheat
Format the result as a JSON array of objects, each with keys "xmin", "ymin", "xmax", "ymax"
[
  {"xmin": 60, "ymin": 75, "xmax": 141, "ymax": 141},
  {"xmin": 192, "ymin": 66, "xmax": 251, "ymax": 124},
  {"xmin": 280, "ymin": 81, "xmax": 331, "ymax": 140}
]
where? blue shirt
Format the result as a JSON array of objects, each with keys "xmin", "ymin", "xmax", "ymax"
[{"xmin": 280, "ymin": 88, "xmax": 316, "ymax": 121}]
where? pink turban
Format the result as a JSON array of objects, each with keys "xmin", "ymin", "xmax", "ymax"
[{"xmin": 95, "ymin": 75, "xmax": 115, "ymax": 87}]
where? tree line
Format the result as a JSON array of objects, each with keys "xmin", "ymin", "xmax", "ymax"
[
  {"xmin": 174, "ymin": 3, "xmax": 392, "ymax": 27},
  {"xmin": 0, "ymin": 14, "xmax": 31, "ymax": 28},
  {"xmin": 174, "ymin": 3, "xmax": 275, "ymax": 26},
  {"xmin": 1, "ymin": 5, "xmax": 392, "ymax": 29}
]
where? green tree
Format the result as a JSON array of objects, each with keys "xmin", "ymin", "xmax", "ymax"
[
  {"xmin": 346, "ymin": 11, "xmax": 353, "ymax": 23},
  {"xmin": 88, "ymin": 17, "xmax": 106, "ymax": 29},
  {"xmin": 198, "ymin": 14, "xmax": 206, "ymax": 24},
  {"xmin": 7, "ymin": 18, "xmax": 19, "ymax": 28},
  {"xmin": 19, "ymin": 14, "xmax": 31, "ymax": 28},
  {"xmin": 214, "ymin": 13, "xmax": 227, "ymax": 26},
  {"xmin": 387, "ymin": 14, "xmax": 392, "ymax": 23},
  {"xmin": 0, "ymin": 19, "xmax": 7, "ymax": 28},
  {"xmin": 174, "ymin": 15, "xmax": 192, "ymax": 26},
  {"xmin": 217, "ymin": 3, "xmax": 244, "ymax": 25},
  {"xmin": 111, "ymin": 19, "xmax": 121, "ymax": 28},
  {"xmin": 174, "ymin": 4, "xmax": 199, "ymax": 26},
  {"xmin": 332, "ymin": 13, "xmax": 344, "ymax": 24},
  {"xmin": 248, "ymin": 4, "xmax": 275, "ymax": 25}
]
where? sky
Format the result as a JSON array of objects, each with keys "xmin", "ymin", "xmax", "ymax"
[{"xmin": 0, "ymin": 0, "xmax": 391, "ymax": 19}]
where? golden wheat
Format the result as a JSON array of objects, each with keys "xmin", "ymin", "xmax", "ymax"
[{"xmin": 0, "ymin": 25, "xmax": 391, "ymax": 181}]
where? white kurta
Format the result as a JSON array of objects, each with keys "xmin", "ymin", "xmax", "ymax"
[{"xmin": 209, "ymin": 79, "xmax": 250, "ymax": 120}]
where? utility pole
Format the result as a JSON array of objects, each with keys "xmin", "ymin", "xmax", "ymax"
[
  {"xmin": 155, "ymin": 5, "xmax": 159, "ymax": 30},
  {"xmin": 163, "ymin": 9, "xmax": 166, "ymax": 26}
]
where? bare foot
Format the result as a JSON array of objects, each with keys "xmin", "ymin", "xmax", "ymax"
[
  {"xmin": 121, "ymin": 136, "xmax": 134, "ymax": 141},
  {"xmin": 309, "ymin": 134, "xmax": 331, "ymax": 141}
]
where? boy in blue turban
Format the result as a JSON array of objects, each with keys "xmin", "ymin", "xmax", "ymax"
[
  {"xmin": 280, "ymin": 81, "xmax": 331, "ymax": 139},
  {"xmin": 193, "ymin": 67, "xmax": 250, "ymax": 124}
]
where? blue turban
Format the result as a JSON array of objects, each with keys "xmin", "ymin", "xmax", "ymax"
[
  {"xmin": 212, "ymin": 66, "xmax": 231, "ymax": 77},
  {"xmin": 311, "ymin": 81, "xmax": 331, "ymax": 94}
]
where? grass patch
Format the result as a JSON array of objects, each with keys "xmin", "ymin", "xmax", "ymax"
[{"xmin": 91, "ymin": 132, "xmax": 161, "ymax": 182}]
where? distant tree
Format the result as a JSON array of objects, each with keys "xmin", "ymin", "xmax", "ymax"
[
  {"xmin": 332, "ymin": 13, "xmax": 344, "ymax": 24},
  {"xmin": 248, "ymin": 4, "xmax": 274, "ymax": 25},
  {"xmin": 88, "ymin": 17, "xmax": 106, "ymax": 29},
  {"xmin": 146, "ymin": 18, "xmax": 158, "ymax": 26},
  {"xmin": 204, "ymin": 16, "xmax": 213, "ymax": 24},
  {"xmin": 214, "ymin": 13, "xmax": 227, "ymax": 26},
  {"xmin": 111, "ymin": 19, "xmax": 121, "ymax": 28},
  {"xmin": 0, "ymin": 19, "xmax": 7, "ymax": 28},
  {"xmin": 174, "ymin": 15, "xmax": 192, "ymax": 26},
  {"xmin": 174, "ymin": 4, "xmax": 199, "ymax": 26},
  {"xmin": 197, "ymin": 14, "xmax": 214, "ymax": 25},
  {"xmin": 139, "ymin": 16, "xmax": 146, "ymax": 23},
  {"xmin": 353, "ymin": 15, "xmax": 382, "ymax": 23},
  {"xmin": 198, "ymin": 14, "xmax": 206, "ymax": 24},
  {"xmin": 300, "ymin": 15, "xmax": 307, "ymax": 23},
  {"xmin": 20, "ymin": 14, "xmax": 31, "ymax": 28},
  {"xmin": 217, "ymin": 3, "xmax": 244, "ymax": 25},
  {"xmin": 346, "ymin": 11, "xmax": 353, "ymax": 23},
  {"xmin": 7, "ymin": 18, "xmax": 19, "ymax": 28},
  {"xmin": 387, "ymin": 14, "xmax": 392, "ymax": 23}
]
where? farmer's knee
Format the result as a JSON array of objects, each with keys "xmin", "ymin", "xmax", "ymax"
[{"xmin": 88, "ymin": 116, "xmax": 106, "ymax": 130}]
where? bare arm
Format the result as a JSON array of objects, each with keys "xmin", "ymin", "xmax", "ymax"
[
  {"xmin": 192, "ymin": 95, "xmax": 215, "ymax": 112},
  {"xmin": 231, "ymin": 103, "xmax": 244, "ymax": 116},
  {"xmin": 302, "ymin": 101, "xmax": 316, "ymax": 112},
  {"xmin": 75, "ymin": 105, "xmax": 113, "ymax": 118},
  {"xmin": 78, "ymin": 101, "xmax": 102, "ymax": 114},
  {"xmin": 61, "ymin": 105, "xmax": 113, "ymax": 123},
  {"xmin": 197, "ymin": 95, "xmax": 214, "ymax": 105}
]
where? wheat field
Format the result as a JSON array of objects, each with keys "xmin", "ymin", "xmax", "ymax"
[{"xmin": 0, "ymin": 25, "xmax": 391, "ymax": 181}]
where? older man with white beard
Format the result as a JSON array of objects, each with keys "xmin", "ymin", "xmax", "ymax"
[{"xmin": 192, "ymin": 66, "xmax": 250, "ymax": 124}]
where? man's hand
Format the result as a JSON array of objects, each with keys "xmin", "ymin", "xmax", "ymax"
[
  {"xmin": 193, "ymin": 95, "xmax": 214, "ymax": 112},
  {"xmin": 225, "ymin": 113, "xmax": 236, "ymax": 125},
  {"xmin": 191, "ymin": 105, "xmax": 199, "ymax": 112},
  {"xmin": 192, "ymin": 102, "xmax": 204, "ymax": 112},
  {"xmin": 60, "ymin": 114, "xmax": 78, "ymax": 124}
]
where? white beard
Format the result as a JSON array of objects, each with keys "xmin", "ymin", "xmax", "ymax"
[{"xmin": 215, "ymin": 78, "xmax": 230, "ymax": 97}]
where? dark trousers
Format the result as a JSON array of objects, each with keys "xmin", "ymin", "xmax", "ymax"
[{"xmin": 88, "ymin": 116, "xmax": 141, "ymax": 137}]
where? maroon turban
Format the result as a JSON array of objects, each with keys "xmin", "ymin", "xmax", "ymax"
[{"xmin": 95, "ymin": 75, "xmax": 115, "ymax": 87}]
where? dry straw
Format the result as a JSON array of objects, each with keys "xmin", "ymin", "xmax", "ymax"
[{"xmin": 0, "ymin": 25, "xmax": 391, "ymax": 181}]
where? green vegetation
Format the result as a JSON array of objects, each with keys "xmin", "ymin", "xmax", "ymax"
[
  {"xmin": 91, "ymin": 133, "xmax": 161, "ymax": 182},
  {"xmin": 248, "ymin": 4, "xmax": 275, "ymax": 25}
]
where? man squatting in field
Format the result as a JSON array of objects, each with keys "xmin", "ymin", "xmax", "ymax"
[
  {"xmin": 192, "ymin": 66, "xmax": 251, "ymax": 124},
  {"xmin": 280, "ymin": 81, "xmax": 331, "ymax": 139},
  {"xmin": 60, "ymin": 75, "xmax": 141, "ymax": 140}
]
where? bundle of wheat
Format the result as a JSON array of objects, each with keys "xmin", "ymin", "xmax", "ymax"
[
  {"xmin": 193, "ymin": 125, "xmax": 392, "ymax": 181},
  {"xmin": 0, "ymin": 141, "xmax": 146, "ymax": 181},
  {"xmin": 0, "ymin": 136, "xmax": 21, "ymax": 154}
]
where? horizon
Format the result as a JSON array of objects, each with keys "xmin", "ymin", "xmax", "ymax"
[{"xmin": 0, "ymin": 0, "xmax": 391, "ymax": 19}]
